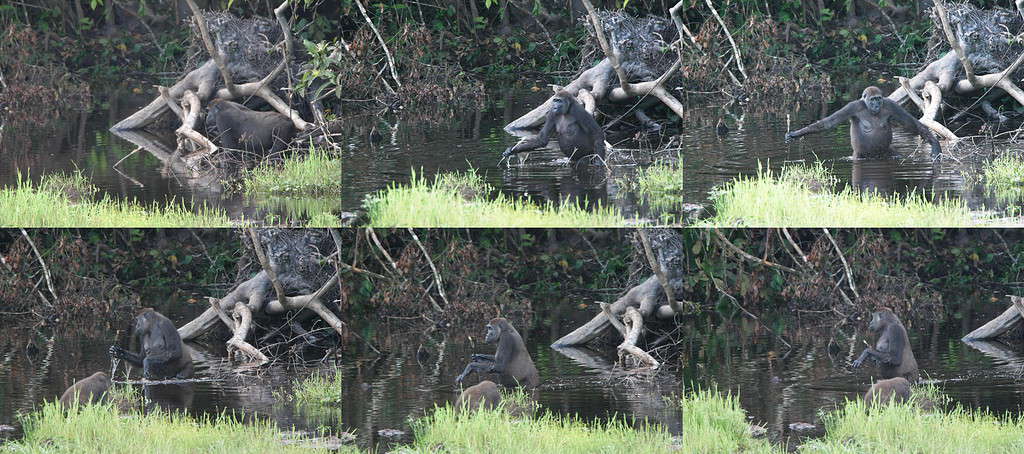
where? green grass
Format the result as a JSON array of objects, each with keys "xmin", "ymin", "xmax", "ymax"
[
  {"xmin": 288, "ymin": 368, "xmax": 344, "ymax": 407},
  {"xmin": 239, "ymin": 146, "xmax": 341, "ymax": 196},
  {"xmin": 982, "ymin": 153, "xmax": 1024, "ymax": 203},
  {"xmin": 801, "ymin": 396, "xmax": 1024, "ymax": 453},
  {"xmin": 8, "ymin": 401, "xmax": 336, "ymax": 453},
  {"xmin": 0, "ymin": 172, "xmax": 232, "ymax": 227},
  {"xmin": 698, "ymin": 163, "xmax": 978, "ymax": 227},
  {"xmin": 633, "ymin": 156, "xmax": 684, "ymax": 211},
  {"xmin": 364, "ymin": 169, "xmax": 630, "ymax": 227},
  {"xmin": 680, "ymin": 388, "xmax": 777, "ymax": 454}
]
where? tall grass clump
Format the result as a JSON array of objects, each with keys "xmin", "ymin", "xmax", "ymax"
[
  {"xmin": 240, "ymin": 146, "xmax": 341, "ymax": 196},
  {"xmin": 679, "ymin": 388, "xmax": 778, "ymax": 454},
  {"xmin": 0, "ymin": 172, "xmax": 232, "ymax": 227},
  {"xmin": 287, "ymin": 368, "xmax": 344, "ymax": 407},
  {"xmin": 981, "ymin": 153, "xmax": 1024, "ymax": 203},
  {"xmin": 364, "ymin": 169, "xmax": 629, "ymax": 227},
  {"xmin": 700, "ymin": 163, "xmax": 977, "ymax": 227},
  {"xmin": 800, "ymin": 397, "xmax": 1024, "ymax": 453},
  {"xmin": 10, "ymin": 401, "xmax": 333, "ymax": 453},
  {"xmin": 405, "ymin": 405, "xmax": 674, "ymax": 454}
]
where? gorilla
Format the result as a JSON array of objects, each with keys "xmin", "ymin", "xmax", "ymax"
[
  {"xmin": 205, "ymin": 99, "xmax": 295, "ymax": 154},
  {"xmin": 863, "ymin": 377, "xmax": 911, "ymax": 407},
  {"xmin": 454, "ymin": 380, "xmax": 501, "ymax": 412},
  {"xmin": 455, "ymin": 317, "xmax": 540, "ymax": 388},
  {"xmin": 852, "ymin": 308, "xmax": 919, "ymax": 382},
  {"xmin": 503, "ymin": 91, "xmax": 605, "ymax": 162},
  {"xmin": 109, "ymin": 309, "xmax": 194, "ymax": 380},
  {"xmin": 59, "ymin": 371, "xmax": 111, "ymax": 406},
  {"xmin": 786, "ymin": 86, "xmax": 941, "ymax": 160}
]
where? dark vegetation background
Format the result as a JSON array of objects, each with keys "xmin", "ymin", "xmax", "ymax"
[
  {"xmin": 1, "ymin": 229, "xmax": 1021, "ymax": 338},
  {"xmin": 2, "ymin": 0, "xmax": 1011, "ymax": 116}
]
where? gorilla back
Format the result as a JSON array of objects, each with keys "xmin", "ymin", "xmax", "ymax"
[{"xmin": 205, "ymin": 99, "xmax": 296, "ymax": 154}]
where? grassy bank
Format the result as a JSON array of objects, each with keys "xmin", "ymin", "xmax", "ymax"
[
  {"xmin": 0, "ymin": 173, "xmax": 231, "ymax": 227},
  {"xmin": 239, "ymin": 147, "xmax": 341, "ymax": 197},
  {"xmin": 7, "ymin": 402, "xmax": 350, "ymax": 454},
  {"xmin": 363, "ymin": 170, "xmax": 630, "ymax": 227},
  {"xmin": 982, "ymin": 153, "xmax": 1024, "ymax": 204},
  {"xmin": 699, "ymin": 163, "xmax": 978, "ymax": 227}
]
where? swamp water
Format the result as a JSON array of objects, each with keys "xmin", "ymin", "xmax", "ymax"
[
  {"xmin": 341, "ymin": 85, "xmax": 1024, "ymax": 222},
  {"xmin": 0, "ymin": 293, "xmax": 1022, "ymax": 451},
  {"xmin": 340, "ymin": 297, "xmax": 1024, "ymax": 451},
  {"xmin": 0, "ymin": 89, "xmax": 337, "ymax": 223}
]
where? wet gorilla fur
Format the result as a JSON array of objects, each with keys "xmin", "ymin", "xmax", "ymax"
[
  {"xmin": 204, "ymin": 99, "xmax": 295, "ymax": 154},
  {"xmin": 852, "ymin": 308, "xmax": 919, "ymax": 381},
  {"xmin": 786, "ymin": 86, "xmax": 941, "ymax": 159},
  {"xmin": 455, "ymin": 317, "xmax": 540, "ymax": 388},
  {"xmin": 503, "ymin": 91, "xmax": 605, "ymax": 161},
  {"xmin": 454, "ymin": 380, "xmax": 501, "ymax": 411},
  {"xmin": 59, "ymin": 371, "xmax": 111, "ymax": 406},
  {"xmin": 109, "ymin": 309, "xmax": 194, "ymax": 380}
]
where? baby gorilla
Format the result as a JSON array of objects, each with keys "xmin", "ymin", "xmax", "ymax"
[
  {"xmin": 852, "ymin": 308, "xmax": 919, "ymax": 382},
  {"xmin": 786, "ymin": 86, "xmax": 941, "ymax": 160},
  {"xmin": 454, "ymin": 380, "xmax": 501, "ymax": 412},
  {"xmin": 59, "ymin": 371, "xmax": 111, "ymax": 406},
  {"xmin": 455, "ymin": 317, "xmax": 540, "ymax": 388},
  {"xmin": 205, "ymin": 99, "xmax": 296, "ymax": 154},
  {"xmin": 863, "ymin": 377, "xmax": 910, "ymax": 407},
  {"xmin": 109, "ymin": 309, "xmax": 194, "ymax": 380},
  {"xmin": 503, "ymin": 91, "xmax": 605, "ymax": 162}
]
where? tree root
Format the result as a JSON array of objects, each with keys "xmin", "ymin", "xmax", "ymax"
[{"xmin": 617, "ymin": 307, "xmax": 659, "ymax": 369}]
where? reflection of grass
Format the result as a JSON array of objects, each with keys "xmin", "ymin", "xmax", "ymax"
[
  {"xmin": 11, "ymin": 401, "xmax": 341, "ymax": 453},
  {"xmin": 699, "ymin": 163, "xmax": 977, "ymax": 227},
  {"xmin": 240, "ymin": 147, "xmax": 341, "ymax": 196},
  {"xmin": 634, "ymin": 156, "xmax": 683, "ymax": 211},
  {"xmin": 982, "ymin": 153, "xmax": 1024, "ymax": 203},
  {"xmin": 364, "ymin": 169, "xmax": 629, "ymax": 227},
  {"xmin": 804, "ymin": 389, "xmax": 1024, "ymax": 453},
  {"xmin": 275, "ymin": 368, "xmax": 345, "ymax": 428},
  {"xmin": 0, "ymin": 172, "xmax": 232, "ymax": 227},
  {"xmin": 254, "ymin": 196, "xmax": 341, "ymax": 226}
]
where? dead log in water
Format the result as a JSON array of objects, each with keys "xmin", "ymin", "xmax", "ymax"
[{"xmin": 961, "ymin": 295, "xmax": 1024, "ymax": 341}]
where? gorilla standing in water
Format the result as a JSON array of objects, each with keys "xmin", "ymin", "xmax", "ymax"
[
  {"xmin": 205, "ymin": 99, "xmax": 296, "ymax": 154},
  {"xmin": 852, "ymin": 308, "xmax": 919, "ymax": 382},
  {"xmin": 456, "ymin": 317, "xmax": 540, "ymax": 388},
  {"xmin": 109, "ymin": 309, "xmax": 194, "ymax": 380},
  {"xmin": 786, "ymin": 86, "xmax": 941, "ymax": 160},
  {"xmin": 503, "ymin": 91, "xmax": 605, "ymax": 162}
]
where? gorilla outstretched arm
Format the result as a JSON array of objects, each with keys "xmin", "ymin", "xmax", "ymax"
[
  {"xmin": 504, "ymin": 113, "xmax": 557, "ymax": 157},
  {"xmin": 785, "ymin": 101, "xmax": 863, "ymax": 141},
  {"xmin": 885, "ymin": 99, "xmax": 942, "ymax": 158},
  {"xmin": 852, "ymin": 325, "xmax": 905, "ymax": 368}
]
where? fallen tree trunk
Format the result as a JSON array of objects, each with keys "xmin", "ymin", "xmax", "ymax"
[{"xmin": 961, "ymin": 295, "xmax": 1024, "ymax": 341}]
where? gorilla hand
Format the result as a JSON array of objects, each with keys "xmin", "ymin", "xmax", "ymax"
[
  {"xmin": 930, "ymin": 143, "xmax": 942, "ymax": 161},
  {"xmin": 784, "ymin": 131, "xmax": 798, "ymax": 144},
  {"xmin": 852, "ymin": 357, "xmax": 865, "ymax": 369},
  {"xmin": 455, "ymin": 370, "xmax": 468, "ymax": 384},
  {"xmin": 502, "ymin": 145, "xmax": 517, "ymax": 159},
  {"xmin": 109, "ymin": 345, "xmax": 127, "ymax": 360}
]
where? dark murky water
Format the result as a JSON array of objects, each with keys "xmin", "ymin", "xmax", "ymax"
[
  {"xmin": 0, "ymin": 302, "xmax": 343, "ymax": 441},
  {"xmin": 341, "ymin": 297, "xmax": 1024, "ymax": 451},
  {"xmin": 0, "ymin": 89, "xmax": 335, "ymax": 222},
  {"xmin": 340, "ymin": 84, "xmax": 1024, "ymax": 221}
]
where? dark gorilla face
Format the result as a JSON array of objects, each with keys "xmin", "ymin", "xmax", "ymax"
[
  {"xmin": 484, "ymin": 322, "xmax": 500, "ymax": 343},
  {"xmin": 550, "ymin": 96, "xmax": 567, "ymax": 115},
  {"xmin": 862, "ymin": 86, "xmax": 884, "ymax": 114},
  {"xmin": 868, "ymin": 309, "xmax": 892, "ymax": 332}
]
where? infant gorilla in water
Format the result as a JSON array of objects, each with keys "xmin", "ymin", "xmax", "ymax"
[{"xmin": 59, "ymin": 371, "xmax": 111, "ymax": 406}]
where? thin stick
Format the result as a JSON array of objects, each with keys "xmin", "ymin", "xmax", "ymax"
[
  {"xmin": 713, "ymin": 229, "xmax": 796, "ymax": 273},
  {"xmin": 355, "ymin": 0, "xmax": 401, "ymax": 91},
  {"xmin": 184, "ymin": 0, "xmax": 237, "ymax": 97},
  {"xmin": 703, "ymin": 0, "xmax": 747, "ymax": 81},
  {"xmin": 407, "ymin": 229, "xmax": 447, "ymax": 312},
  {"xmin": 600, "ymin": 302, "xmax": 628, "ymax": 338},
  {"xmin": 638, "ymin": 230, "xmax": 683, "ymax": 314},
  {"xmin": 822, "ymin": 228, "xmax": 860, "ymax": 300},
  {"xmin": 113, "ymin": 147, "xmax": 142, "ymax": 168},
  {"xmin": 20, "ymin": 229, "xmax": 57, "ymax": 304}
]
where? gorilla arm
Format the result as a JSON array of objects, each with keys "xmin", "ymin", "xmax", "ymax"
[
  {"xmin": 785, "ymin": 101, "xmax": 863, "ymax": 142},
  {"xmin": 503, "ymin": 110, "xmax": 556, "ymax": 157},
  {"xmin": 886, "ymin": 99, "xmax": 942, "ymax": 158},
  {"xmin": 852, "ymin": 325, "xmax": 905, "ymax": 369}
]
